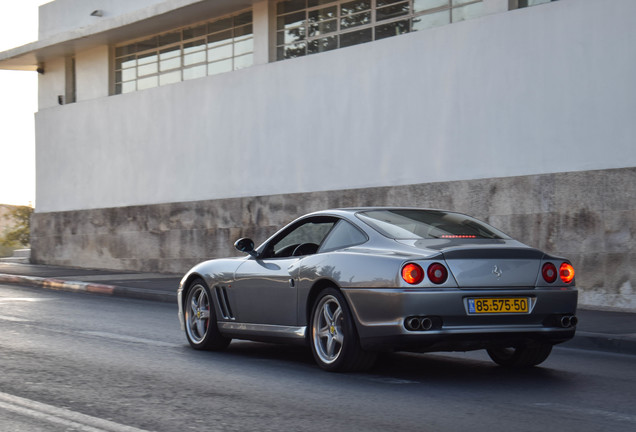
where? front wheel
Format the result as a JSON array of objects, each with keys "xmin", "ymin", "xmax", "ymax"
[
  {"xmin": 487, "ymin": 343, "xmax": 553, "ymax": 367},
  {"xmin": 309, "ymin": 287, "xmax": 376, "ymax": 372},
  {"xmin": 184, "ymin": 279, "xmax": 231, "ymax": 350}
]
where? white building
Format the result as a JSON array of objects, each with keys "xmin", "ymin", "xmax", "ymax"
[{"xmin": 1, "ymin": 0, "xmax": 634, "ymax": 310}]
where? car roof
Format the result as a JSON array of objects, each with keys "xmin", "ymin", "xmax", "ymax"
[{"xmin": 305, "ymin": 207, "xmax": 455, "ymax": 217}]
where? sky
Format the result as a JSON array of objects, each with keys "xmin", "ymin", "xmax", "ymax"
[{"xmin": 0, "ymin": 1, "xmax": 49, "ymax": 207}]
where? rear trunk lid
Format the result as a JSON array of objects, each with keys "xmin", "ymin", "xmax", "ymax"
[{"xmin": 397, "ymin": 239, "xmax": 544, "ymax": 288}]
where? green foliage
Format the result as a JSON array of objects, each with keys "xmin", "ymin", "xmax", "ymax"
[
  {"xmin": 0, "ymin": 205, "xmax": 33, "ymax": 248},
  {"xmin": 0, "ymin": 244, "xmax": 14, "ymax": 258}
]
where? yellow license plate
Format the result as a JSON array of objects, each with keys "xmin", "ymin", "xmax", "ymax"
[{"xmin": 468, "ymin": 297, "xmax": 529, "ymax": 314}]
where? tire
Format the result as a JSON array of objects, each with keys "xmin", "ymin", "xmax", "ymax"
[
  {"xmin": 184, "ymin": 278, "xmax": 231, "ymax": 351},
  {"xmin": 487, "ymin": 343, "xmax": 553, "ymax": 367},
  {"xmin": 309, "ymin": 287, "xmax": 377, "ymax": 372}
]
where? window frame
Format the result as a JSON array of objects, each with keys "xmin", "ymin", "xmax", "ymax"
[
  {"xmin": 261, "ymin": 216, "xmax": 340, "ymax": 259},
  {"xmin": 112, "ymin": 9, "xmax": 254, "ymax": 95},
  {"xmin": 318, "ymin": 219, "xmax": 369, "ymax": 253}
]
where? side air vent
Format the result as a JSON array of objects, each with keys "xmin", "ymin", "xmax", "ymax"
[{"xmin": 214, "ymin": 286, "xmax": 235, "ymax": 320}]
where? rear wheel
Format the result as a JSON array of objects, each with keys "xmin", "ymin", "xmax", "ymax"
[
  {"xmin": 184, "ymin": 279, "xmax": 231, "ymax": 350},
  {"xmin": 487, "ymin": 343, "xmax": 553, "ymax": 367},
  {"xmin": 309, "ymin": 287, "xmax": 376, "ymax": 372}
]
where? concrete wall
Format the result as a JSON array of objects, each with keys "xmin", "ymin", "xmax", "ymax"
[
  {"xmin": 38, "ymin": 57, "xmax": 65, "ymax": 109},
  {"xmin": 34, "ymin": 0, "xmax": 636, "ymax": 213},
  {"xmin": 39, "ymin": 0, "xmax": 167, "ymax": 39},
  {"xmin": 76, "ymin": 45, "xmax": 110, "ymax": 102},
  {"xmin": 30, "ymin": 167, "xmax": 636, "ymax": 311}
]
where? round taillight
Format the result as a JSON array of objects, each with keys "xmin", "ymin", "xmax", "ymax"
[
  {"xmin": 542, "ymin": 262, "xmax": 557, "ymax": 283},
  {"xmin": 402, "ymin": 263, "xmax": 424, "ymax": 285},
  {"xmin": 560, "ymin": 263, "xmax": 575, "ymax": 284},
  {"xmin": 427, "ymin": 263, "xmax": 448, "ymax": 285}
]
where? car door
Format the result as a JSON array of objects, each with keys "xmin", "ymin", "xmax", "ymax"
[{"xmin": 230, "ymin": 217, "xmax": 337, "ymax": 326}]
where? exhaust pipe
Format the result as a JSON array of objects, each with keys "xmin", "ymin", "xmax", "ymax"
[
  {"xmin": 560, "ymin": 315, "xmax": 571, "ymax": 328},
  {"xmin": 405, "ymin": 317, "xmax": 421, "ymax": 331},
  {"xmin": 405, "ymin": 316, "xmax": 439, "ymax": 331},
  {"xmin": 559, "ymin": 315, "xmax": 578, "ymax": 328}
]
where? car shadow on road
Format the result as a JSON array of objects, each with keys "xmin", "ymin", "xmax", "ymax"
[
  {"xmin": 185, "ymin": 340, "xmax": 574, "ymax": 389},
  {"xmin": 369, "ymin": 351, "xmax": 572, "ymax": 388}
]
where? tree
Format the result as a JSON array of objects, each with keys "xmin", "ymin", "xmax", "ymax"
[{"xmin": 1, "ymin": 205, "xmax": 33, "ymax": 247}]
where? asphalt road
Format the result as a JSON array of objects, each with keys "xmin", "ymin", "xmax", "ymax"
[{"xmin": 1, "ymin": 283, "xmax": 635, "ymax": 432}]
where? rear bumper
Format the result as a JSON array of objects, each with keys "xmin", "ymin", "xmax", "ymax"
[{"xmin": 342, "ymin": 286, "xmax": 577, "ymax": 352}]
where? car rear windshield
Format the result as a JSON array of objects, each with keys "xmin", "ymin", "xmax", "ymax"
[{"xmin": 356, "ymin": 209, "xmax": 509, "ymax": 240}]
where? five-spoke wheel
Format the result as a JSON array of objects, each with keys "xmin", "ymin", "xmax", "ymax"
[
  {"xmin": 312, "ymin": 294, "xmax": 345, "ymax": 365},
  {"xmin": 184, "ymin": 279, "xmax": 231, "ymax": 350},
  {"xmin": 310, "ymin": 287, "xmax": 376, "ymax": 372}
]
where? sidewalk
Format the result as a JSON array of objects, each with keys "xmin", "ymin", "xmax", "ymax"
[
  {"xmin": 0, "ymin": 262, "xmax": 179, "ymax": 303},
  {"xmin": 1, "ymin": 262, "xmax": 635, "ymax": 356}
]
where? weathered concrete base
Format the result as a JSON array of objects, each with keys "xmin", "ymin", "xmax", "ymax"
[{"xmin": 31, "ymin": 167, "xmax": 636, "ymax": 311}]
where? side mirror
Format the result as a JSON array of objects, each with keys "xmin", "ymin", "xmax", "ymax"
[{"xmin": 234, "ymin": 238, "xmax": 259, "ymax": 258}]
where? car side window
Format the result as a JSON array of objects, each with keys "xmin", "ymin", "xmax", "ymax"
[
  {"xmin": 266, "ymin": 218, "xmax": 337, "ymax": 258},
  {"xmin": 319, "ymin": 220, "xmax": 367, "ymax": 252}
]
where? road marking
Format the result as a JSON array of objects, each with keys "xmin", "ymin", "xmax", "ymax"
[
  {"xmin": 0, "ymin": 391, "xmax": 150, "ymax": 432},
  {"xmin": 534, "ymin": 403, "xmax": 636, "ymax": 424},
  {"xmin": 0, "ymin": 315, "xmax": 30, "ymax": 322},
  {"xmin": 0, "ymin": 297, "xmax": 52, "ymax": 303},
  {"xmin": 80, "ymin": 331, "xmax": 179, "ymax": 348}
]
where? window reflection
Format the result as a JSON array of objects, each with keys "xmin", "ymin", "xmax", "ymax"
[
  {"xmin": 377, "ymin": 1, "xmax": 410, "ymax": 21},
  {"xmin": 234, "ymin": 38, "xmax": 253, "ymax": 56},
  {"xmin": 452, "ymin": 1, "xmax": 484, "ymax": 22},
  {"xmin": 114, "ymin": 9, "xmax": 253, "ymax": 94},
  {"xmin": 183, "ymin": 64, "xmax": 206, "ymax": 80},
  {"xmin": 208, "ymin": 59, "xmax": 232, "ymax": 76},
  {"xmin": 308, "ymin": 35, "xmax": 338, "ymax": 53},
  {"xmin": 159, "ymin": 48, "xmax": 181, "ymax": 71},
  {"xmin": 376, "ymin": 19, "xmax": 410, "ymax": 40},
  {"xmin": 412, "ymin": 9, "xmax": 449, "ymax": 31},
  {"xmin": 340, "ymin": 11, "xmax": 370, "ymax": 29},
  {"xmin": 413, "ymin": 0, "xmax": 448, "ymax": 12},
  {"xmin": 160, "ymin": 70, "xmax": 181, "ymax": 86},
  {"xmin": 275, "ymin": 0, "xmax": 485, "ymax": 60},
  {"xmin": 340, "ymin": 28, "xmax": 372, "ymax": 47}
]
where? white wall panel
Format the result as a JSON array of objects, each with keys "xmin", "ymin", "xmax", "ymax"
[
  {"xmin": 35, "ymin": 0, "xmax": 636, "ymax": 212},
  {"xmin": 76, "ymin": 45, "xmax": 110, "ymax": 101}
]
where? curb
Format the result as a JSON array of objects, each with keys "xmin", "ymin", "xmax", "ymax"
[
  {"xmin": 561, "ymin": 331, "xmax": 636, "ymax": 356},
  {"xmin": 0, "ymin": 273, "xmax": 175, "ymax": 303}
]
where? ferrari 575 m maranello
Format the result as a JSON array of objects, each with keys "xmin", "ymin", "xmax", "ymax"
[{"xmin": 177, "ymin": 208, "xmax": 577, "ymax": 371}]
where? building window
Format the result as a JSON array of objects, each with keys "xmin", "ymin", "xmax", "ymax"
[
  {"xmin": 511, "ymin": 0, "xmax": 554, "ymax": 9},
  {"xmin": 114, "ymin": 10, "xmax": 253, "ymax": 94},
  {"xmin": 276, "ymin": 0, "xmax": 484, "ymax": 60}
]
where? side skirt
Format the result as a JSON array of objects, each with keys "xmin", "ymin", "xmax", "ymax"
[{"xmin": 218, "ymin": 322, "xmax": 308, "ymax": 345}]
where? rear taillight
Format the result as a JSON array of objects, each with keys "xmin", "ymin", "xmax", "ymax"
[
  {"xmin": 402, "ymin": 263, "xmax": 424, "ymax": 285},
  {"xmin": 427, "ymin": 263, "xmax": 448, "ymax": 285},
  {"xmin": 560, "ymin": 263, "xmax": 575, "ymax": 283},
  {"xmin": 542, "ymin": 262, "xmax": 557, "ymax": 283}
]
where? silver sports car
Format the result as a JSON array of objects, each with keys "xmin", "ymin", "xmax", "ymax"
[{"xmin": 177, "ymin": 208, "xmax": 577, "ymax": 371}]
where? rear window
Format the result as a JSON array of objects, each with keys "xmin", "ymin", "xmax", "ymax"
[{"xmin": 356, "ymin": 209, "xmax": 509, "ymax": 240}]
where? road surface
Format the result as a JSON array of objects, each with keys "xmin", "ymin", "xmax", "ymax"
[{"xmin": 1, "ymin": 283, "xmax": 634, "ymax": 431}]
